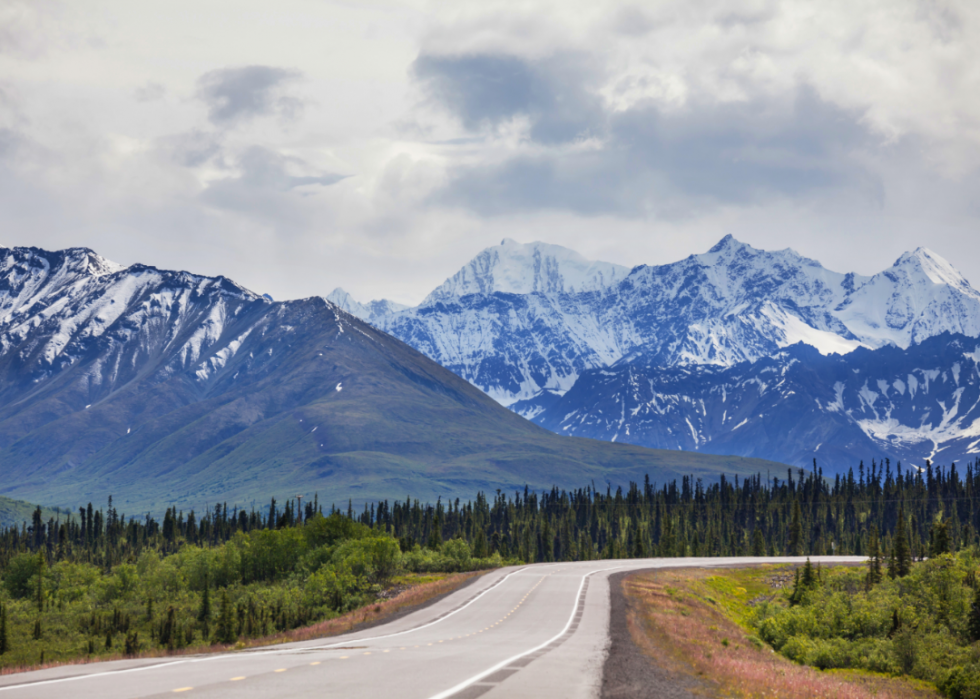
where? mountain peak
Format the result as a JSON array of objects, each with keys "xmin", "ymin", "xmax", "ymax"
[
  {"xmin": 325, "ymin": 287, "xmax": 408, "ymax": 322},
  {"xmin": 423, "ymin": 240, "xmax": 629, "ymax": 304},
  {"xmin": 893, "ymin": 247, "xmax": 970, "ymax": 289},
  {"xmin": 707, "ymin": 234, "xmax": 744, "ymax": 253}
]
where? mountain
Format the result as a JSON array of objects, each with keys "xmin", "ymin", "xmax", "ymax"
[
  {"xmin": 0, "ymin": 245, "xmax": 783, "ymax": 513},
  {"xmin": 344, "ymin": 236, "xmax": 980, "ymax": 418},
  {"xmin": 533, "ymin": 334, "xmax": 980, "ymax": 470},
  {"xmin": 326, "ymin": 288, "xmax": 408, "ymax": 325},
  {"xmin": 422, "ymin": 238, "xmax": 630, "ymax": 302}
]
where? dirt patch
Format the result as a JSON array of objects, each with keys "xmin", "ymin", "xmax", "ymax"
[{"xmin": 601, "ymin": 570, "xmax": 706, "ymax": 699}]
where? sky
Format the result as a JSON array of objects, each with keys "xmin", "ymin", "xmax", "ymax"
[{"xmin": 1, "ymin": 0, "xmax": 979, "ymax": 306}]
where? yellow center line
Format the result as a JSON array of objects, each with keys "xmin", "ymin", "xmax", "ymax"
[
  {"xmin": 275, "ymin": 669, "xmax": 287, "ymax": 673},
  {"xmin": 310, "ymin": 661, "xmax": 320, "ymax": 665},
  {"xmin": 340, "ymin": 656, "xmax": 349, "ymax": 659},
  {"xmin": 173, "ymin": 688, "xmax": 193, "ymax": 693},
  {"xmin": 230, "ymin": 677, "xmax": 246, "ymax": 681}
]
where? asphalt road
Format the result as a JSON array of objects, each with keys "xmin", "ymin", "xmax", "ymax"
[{"xmin": 0, "ymin": 556, "xmax": 865, "ymax": 699}]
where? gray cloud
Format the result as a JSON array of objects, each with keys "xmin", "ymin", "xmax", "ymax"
[
  {"xmin": 157, "ymin": 130, "xmax": 224, "ymax": 168},
  {"xmin": 134, "ymin": 81, "xmax": 166, "ymax": 103},
  {"xmin": 412, "ymin": 53, "xmax": 604, "ymax": 144},
  {"xmin": 195, "ymin": 66, "xmax": 304, "ymax": 126},
  {"xmin": 201, "ymin": 146, "xmax": 346, "ymax": 219},
  {"xmin": 419, "ymin": 52, "xmax": 883, "ymax": 216}
]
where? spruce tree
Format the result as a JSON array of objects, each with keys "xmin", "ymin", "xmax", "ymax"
[
  {"xmin": 788, "ymin": 500, "xmax": 804, "ymax": 556},
  {"xmin": 930, "ymin": 520, "xmax": 950, "ymax": 557},
  {"xmin": 0, "ymin": 603, "xmax": 8, "ymax": 655},
  {"xmin": 867, "ymin": 525, "xmax": 883, "ymax": 587},
  {"xmin": 197, "ymin": 572, "xmax": 211, "ymax": 638},
  {"xmin": 891, "ymin": 504, "xmax": 913, "ymax": 578},
  {"xmin": 751, "ymin": 527, "xmax": 765, "ymax": 556},
  {"xmin": 35, "ymin": 552, "xmax": 44, "ymax": 612},
  {"xmin": 969, "ymin": 583, "xmax": 980, "ymax": 643},
  {"xmin": 214, "ymin": 590, "xmax": 237, "ymax": 645}
]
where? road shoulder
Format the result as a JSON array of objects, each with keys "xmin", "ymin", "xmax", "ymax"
[{"xmin": 601, "ymin": 569, "xmax": 705, "ymax": 699}]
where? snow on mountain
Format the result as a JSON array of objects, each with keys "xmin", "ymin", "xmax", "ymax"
[
  {"xmin": 532, "ymin": 334, "xmax": 980, "ymax": 472},
  {"xmin": 0, "ymin": 245, "xmax": 267, "ymax": 401},
  {"xmin": 834, "ymin": 247, "xmax": 980, "ymax": 348},
  {"xmin": 423, "ymin": 238, "xmax": 630, "ymax": 303},
  {"xmin": 326, "ymin": 288, "xmax": 408, "ymax": 324},
  {"xmin": 341, "ymin": 236, "xmax": 980, "ymax": 423}
]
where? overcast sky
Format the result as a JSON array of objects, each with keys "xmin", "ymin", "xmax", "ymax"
[{"xmin": 1, "ymin": 0, "xmax": 979, "ymax": 304}]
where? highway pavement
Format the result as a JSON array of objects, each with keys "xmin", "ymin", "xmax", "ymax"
[{"xmin": 0, "ymin": 556, "xmax": 865, "ymax": 698}]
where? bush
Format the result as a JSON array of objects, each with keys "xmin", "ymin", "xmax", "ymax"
[
  {"xmin": 940, "ymin": 663, "xmax": 980, "ymax": 699},
  {"xmin": 2, "ymin": 553, "xmax": 40, "ymax": 599}
]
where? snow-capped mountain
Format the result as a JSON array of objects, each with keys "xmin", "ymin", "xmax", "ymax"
[
  {"xmin": 0, "ymin": 244, "xmax": 775, "ymax": 511},
  {"xmin": 342, "ymin": 236, "xmax": 980, "ymax": 418},
  {"xmin": 533, "ymin": 334, "xmax": 980, "ymax": 470},
  {"xmin": 0, "ymin": 246, "xmax": 267, "ymax": 399},
  {"xmin": 423, "ymin": 238, "xmax": 630, "ymax": 303},
  {"xmin": 326, "ymin": 288, "xmax": 408, "ymax": 325}
]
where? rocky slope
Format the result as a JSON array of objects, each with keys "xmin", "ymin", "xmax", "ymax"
[{"xmin": 533, "ymin": 334, "xmax": 980, "ymax": 470}]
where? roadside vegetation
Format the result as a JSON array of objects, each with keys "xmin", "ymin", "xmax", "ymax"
[
  {"xmin": 0, "ymin": 502, "xmax": 505, "ymax": 671},
  {"xmin": 2, "ymin": 457, "xmax": 978, "ymax": 676},
  {"xmin": 622, "ymin": 565, "xmax": 940, "ymax": 698}
]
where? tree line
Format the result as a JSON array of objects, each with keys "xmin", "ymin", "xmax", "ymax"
[{"xmin": 3, "ymin": 458, "xmax": 976, "ymax": 570}]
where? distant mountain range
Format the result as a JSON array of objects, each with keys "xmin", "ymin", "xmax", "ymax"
[
  {"xmin": 0, "ymin": 245, "xmax": 780, "ymax": 513},
  {"xmin": 332, "ymin": 236, "xmax": 980, "ymax": 470}
]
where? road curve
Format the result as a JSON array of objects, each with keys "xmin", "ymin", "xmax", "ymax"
[{"xmin": 0, "ymin": 557, "xmax": 864, "ymax": 699}]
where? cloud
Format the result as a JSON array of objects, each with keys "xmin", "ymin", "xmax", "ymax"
[
  {"xmin": 134, "ymin": 81, "xmax": 166, "ymax": 103},
  {"xmin": 422, "ymin": 51, "xmax": 882, "ymax": 217},
  {"xmin": 157, "ymin": 130, "xmax": 223, "ymax": 168},
  {"xmin": 200, "ymin": 146, "xmax": 346, "ymax": 220},
  {"xmin": 412, "ymin": 52, "xmax": 604, "ymax": 144},
  {"xmin": 195, "ymin": 66, "xmax": 304, "ymax": 126}
]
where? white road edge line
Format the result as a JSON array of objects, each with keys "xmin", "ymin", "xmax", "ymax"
[
  {"xmin": 0, "ymin": 661, "xmax": 186, "ymax": 692},
  {"xmin": 0, "ymin": 566, "xmax": 533, "ymax": 691},
  {"xmin": 426, "ymin": 565, "xmax": 623, "ymax": 699},
  {"xmin": 299, "ymin": 565, "xmax": 537, "ymax": 651}
]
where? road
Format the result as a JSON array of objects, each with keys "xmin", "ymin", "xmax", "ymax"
[{"xmin": 0, "ymin": 556, "xmax": 864, "ymax": 699}]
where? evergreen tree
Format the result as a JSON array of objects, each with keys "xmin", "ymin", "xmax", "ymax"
[
  {"xmin": 197, "ymin": 572, "xmax": 211, "ymax": 637},
  {"xmin": 428, "ymin": 511, "xmax": 443, "ymax": 550},
  {"xmin": 867, "ymin": 525, "xmax": 883, "ymax": 587},
  {"xmin": 890, "ymin": 503, "xmax": 913, "ymax": 578},
  {"xmin": 0, "ymin": 603, "xmax": 8, "ymax": 655},
  {"xmin": 931, "ymin": 519, "xmax": 951, "ymax": 557},
  {"xmin": 35, "ymin": 551, "xmax": 44, "ymax": 612},
  {"xmin": 788, "ymin": 500, "xmax": 804, "ymax": 556},
  {"xmin": 124, "ymin": 631, "xmax": 139, "ymax": 656},
  {"xmin": 751, "ymin": 526, "xmax": 766, "ymax": 557},
  {"xmin": 214, "ymin": 590, "xmax": 237, "ymax": 645},
  {"xmin": 968, "ymin": 584, "xmax": 980, "ymax": 643}
]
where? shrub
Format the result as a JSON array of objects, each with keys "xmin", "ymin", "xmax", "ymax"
[{"xmin": 940, "ymin": 663, "xmax": 980, "ymax": 699}]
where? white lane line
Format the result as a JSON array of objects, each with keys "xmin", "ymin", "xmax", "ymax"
[
  {"xmin": 426, "ymin": 565, "xmax": 623, "ymax": 699},
  {"xmin": 300, "ymin": 565, "xmax": 535, "ymax": 650},
  {"xmin": 0, "ymin": 661, "xmax": 186, "ymax": 692},
  {"xmin": 0, "ymin": 566, "xmax": 531, "ymax": 691}
]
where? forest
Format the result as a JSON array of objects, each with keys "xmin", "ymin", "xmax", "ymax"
[{"xmin": 2, "ymin": 458, "xmax": 979, "ymax": 691}]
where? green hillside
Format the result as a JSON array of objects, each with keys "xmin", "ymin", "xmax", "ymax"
[
  {"xmin": 0, "ymin": 299, "xmax": 786, "ymax": 514},
  {"xmin": 0, "ymin": 494, "xmax": 65, "ymax": 528}
]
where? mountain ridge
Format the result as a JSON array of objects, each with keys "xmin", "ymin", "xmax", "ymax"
[{"xmin": 0, "ymin": 244, "xmax": 784, "ymax": 513}]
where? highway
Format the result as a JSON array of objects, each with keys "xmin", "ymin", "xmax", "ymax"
[{"xmin": 0, "ymin": 557, "xmax": 864, "ymax": 699}]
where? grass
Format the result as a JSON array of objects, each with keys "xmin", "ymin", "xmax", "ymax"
[
  {"xmin": 0, "ymin": 571, "xmax": 483, "ymax": 676},
  {"xmin": 621, "ymin": 566, "xmax": 940, "ymax": 699}
]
